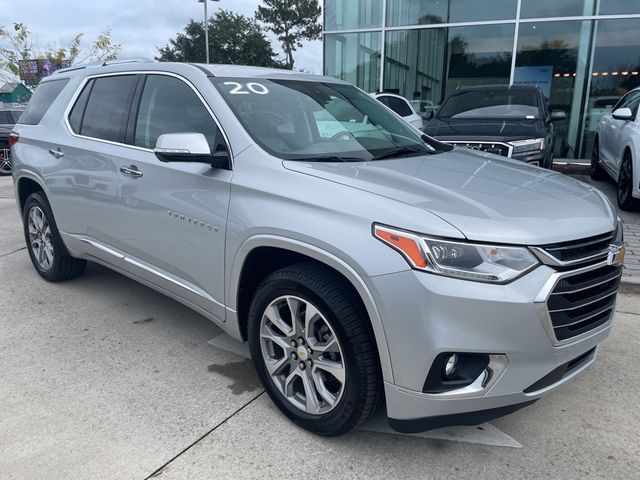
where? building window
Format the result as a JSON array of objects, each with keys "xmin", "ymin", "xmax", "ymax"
[
  {"xmin": 325, "ymin": 32, "xmax": 381, "ymax": 94},
  {"xmin": 598, "ymin": 1, "xmax": 640, "ymax": 15},
  {"xmin": 582, "ymin": 18, "xmax": 640, "ymax": 156},
  {"xmin": 324, "ymin": 0, "xmax": 383, "ymax": 30},
  {"xmin": 515, "ymin": 21, "xmax": 588, "ymax": 157},
  {"xmin": 386, "ymin": 0, "xmax": 448, "ymax": 26},
  {"xmin": 386, "ymin": 0, "xmax": 517, "ymax": 26},
  {"xmin": 520, "ymin": 0, "xmax": 593, "ymax": 18},
  {"xmin": 383, "ymin": 25, "xmax": 513, "ymax": 109}
]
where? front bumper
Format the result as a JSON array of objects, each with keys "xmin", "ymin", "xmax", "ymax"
[{"xmin": 367, "ymin": 263, "xmax": 614, "ymax": 430}]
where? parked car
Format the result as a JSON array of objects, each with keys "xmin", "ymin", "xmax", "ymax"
[
  {"xmin": 424, "ymin": 85, "xmax": 566, "ymax": 169},
  {"xmin": 371, "ymin": 92, "xmax": 424, "ymax": 129},
  {"xmin": 12, "ymin": 60, "xmax": 623, "ymax": 436},
  {"xmin": 0, "ymin": 108, "xmax": 22, "ymax": 175},
  {"xmin": 410, "ymin": 99, "xmax": 438, "ymax": 122},
  {"xmin": 591, "ymin": 87, "xmax": 640, "ymax": 210}
]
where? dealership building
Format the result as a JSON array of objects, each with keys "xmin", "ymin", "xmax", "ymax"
[{"xmin": 322, "ymin": 0, "xmax": 640, "ymax": 159}]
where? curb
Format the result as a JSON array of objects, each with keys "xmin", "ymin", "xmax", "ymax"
[{"xmin": 620, "ymin": 276, "xmax": 640, "ymax": 295}]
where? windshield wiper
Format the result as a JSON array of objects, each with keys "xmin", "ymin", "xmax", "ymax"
[
  {"xmin": 372, "ymin": 145, "xmax": 431, "ymax": 161},
  {"xmin": 299, "ymin": 155, "xmax": 368, "ymax": 163}
]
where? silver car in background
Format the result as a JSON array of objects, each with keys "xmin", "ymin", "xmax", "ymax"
[{"xmin": 11, "ymin": 60, "xmax": 624, "ymax": 436}]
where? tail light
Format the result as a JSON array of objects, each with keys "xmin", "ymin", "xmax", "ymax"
[{"xmin": 8, "ymin": 133, "xmax": 19, "ymax": 147}]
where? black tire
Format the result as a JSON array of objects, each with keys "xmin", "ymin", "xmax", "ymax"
[
  {"xmin": 617, "ymin": 153, "xmax": 640, "ymax": 211},
  {"xmin": 22, "ymin": 192, "xmax": 87, "ymax": 281},
  {"xmin": 248, "ymin": 262, "xmax": 382, "ymax": 436},
  {"xmin": 590, "ymin": 138, "xmax": 607, "ymax": 180}
]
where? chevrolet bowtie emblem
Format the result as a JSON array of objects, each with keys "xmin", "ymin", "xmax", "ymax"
[{"xmin": 607, "ymin": 244, "xmax": 625, "ymax": 267}]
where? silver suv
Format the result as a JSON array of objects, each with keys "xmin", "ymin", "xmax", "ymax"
[{"xmin": 11, "ymin": 60, "xmax": 624, "ymax": 436}]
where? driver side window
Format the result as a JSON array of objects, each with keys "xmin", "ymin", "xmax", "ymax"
[{"xmin": 134, "ymin": 75, "xmax": 225, "ymax": 151}]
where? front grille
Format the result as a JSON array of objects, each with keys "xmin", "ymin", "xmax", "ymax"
[
  {"xmin": 449, "ymin": 141, "xmax": 511, "ymax": 157},
  {"xmin": 539, "ymin": 232, "xmax": 614, "ymax": 264},
  {"xmin": 546, "ymin": 264, "xmax": 622, "ymax": 341}
]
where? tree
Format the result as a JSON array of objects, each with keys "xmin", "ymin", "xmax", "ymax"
[
  {"xmin": 0, "ymin": 23, "xmax": 120, "ymax": 83},
  {"xmin": 156, "ymin": 10, "xmax": 282, "ymax": 68},
  {"xmin": 256, "ymin": 0, "xmax": 322, "ymax": 69}
]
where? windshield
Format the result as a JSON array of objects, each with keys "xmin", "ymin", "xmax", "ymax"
[
  {"xmin": 212, "ymin": 78, "xmax": 435, "ymax": 161},
  {"xmin": 438, "ymin": 90, "xmax": 541, "ymax": 119}
]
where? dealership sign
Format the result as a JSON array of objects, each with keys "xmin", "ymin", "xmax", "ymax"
[
  {"xmin": 513, "ymin": 66, "xmax": 553, "ymax": 98},
  {"xmin": 18, "ymin": 59, "xmax": 71, "ymax": 85}
]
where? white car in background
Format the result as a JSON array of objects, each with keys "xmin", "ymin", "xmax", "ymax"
[
  {"xmin": 591, "ymin": 87, "xmax": 640, "ymax": 210},
  {"xmin": 372, "ymin": 92, "xmax": 424, "ymax": 130}
]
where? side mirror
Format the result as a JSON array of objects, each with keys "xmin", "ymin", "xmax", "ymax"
[
  {"xmin": 154, "ymin": 133, "xmax": 229, "ymax": 168},
  {"xmin": 429, "ymin": 110, "xmax": 435, "ymax": 120},
  {"xmin": 612, "ymin": 107, "xmax": 634, "ymax": 121},
  {"xmin": 550, "ymin": 110, "xmax": 566, "ymax": 122}
]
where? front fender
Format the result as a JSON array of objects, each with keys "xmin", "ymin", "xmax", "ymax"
[{"xmin": 225, "ymin": 234, "xmax": 394, "ymax": 384}]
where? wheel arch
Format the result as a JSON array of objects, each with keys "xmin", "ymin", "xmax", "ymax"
[
  {"xmin": 227, "ymin": 235, "xmax": 394, "ymax": 383},
  {"xmin": 16, "ymin": 173, "xmax": 48, "ymax": 214}
]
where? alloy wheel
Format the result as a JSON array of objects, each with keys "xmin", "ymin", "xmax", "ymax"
[
  {"xmin": 259, "ymin": 295, "xmax": 346, "ymax": 415},
  {"xmin": 0, "ymin": 151, "xmax": 10, "ymax": 174},
  {"xmin": 27, "ymin": 206, "xmax": 54, "ymax": 270}
]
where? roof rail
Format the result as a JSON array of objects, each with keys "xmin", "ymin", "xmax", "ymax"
[
  {"xmin": 102, "ymin": 57, "xmax": 154, "ymax": 66},
  {"xmin": 52, "ymin": 58, "xmax": 154, "ymax": 76}
]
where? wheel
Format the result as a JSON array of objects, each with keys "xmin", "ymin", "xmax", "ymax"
[
  {"xmin": 23, "ymin": 192, "xmax": 87, "ymax": 281},
  {"xmin": 248, "ymin": 263, "xmax": 381, "ymax": 436},
  {"xmin": 617, "ymin": 154, "xmax": 640, "ymax": 211},
  {"xmin": 0, "ymin": 150, "xmax": 11, "ymax": 176},
  {"xmin": 590, "ymin": 139, "xmax": 607, "ymax": 180}
]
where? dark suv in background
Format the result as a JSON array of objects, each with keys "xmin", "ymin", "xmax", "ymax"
[
  {"xmin": 0, "ymin": 108, "xmax": 22, "ymax": 175},
  {"xmin": 423, "ymin": 85, "xmax": 566, "ymax": 169}
]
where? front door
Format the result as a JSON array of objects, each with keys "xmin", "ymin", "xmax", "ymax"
[{"xmin": 112, "ymin": 73, "xmax": 232, "ymax": 322}]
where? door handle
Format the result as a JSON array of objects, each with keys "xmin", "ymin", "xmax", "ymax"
[
  {"xmin": 48, "ymin": 148, "xmax": 64, "ymax": 159},
  {"xmin": 119, "ymin": 165, "xmax": 143, "ymax": 178}
]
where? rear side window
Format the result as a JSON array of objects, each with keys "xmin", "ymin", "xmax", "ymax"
[
  {"xmin": 134, "ymin": 75, "xmax": 223, "ymax": 150},
  {"xmin": 378, "ymin": 95, "xmax": 413, "ymax": 117},
  {"xmin": 18, "ymin": 79, "xmax": 69, "ymax": 125},
  {"xmin": 77, "ymin": 75, "xmax": 137, "ymax": 143}
]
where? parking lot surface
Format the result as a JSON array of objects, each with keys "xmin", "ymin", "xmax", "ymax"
[{"xmin": 1, "ymin": 175, "xmax": 639, "ymax": 479}]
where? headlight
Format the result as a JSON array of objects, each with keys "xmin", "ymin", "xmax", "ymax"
[
  {"xmin": 374, "ymin": 225, "xmax": 539, "ymax": 283},
  {"xmin": 509, "ymin": 138, "xmax": 544, "ymax": 154},
  {"xmin": 614, "ymin": 217, "xmax": 623, "ymax": 243}
]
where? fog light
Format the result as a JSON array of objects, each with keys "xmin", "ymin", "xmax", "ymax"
[{"xmin": 444, "ymin": 354, "xmax": 458, "ymax": 377}]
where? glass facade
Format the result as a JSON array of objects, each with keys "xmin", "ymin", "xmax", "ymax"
[{"xmin": 323, "ymin": 0, "xmax": 640, "ymax": 159}]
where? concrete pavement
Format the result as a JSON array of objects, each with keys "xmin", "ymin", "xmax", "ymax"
[{"xmin": 1, "ymin": 175, "xmax": 638, "ymax": 479}]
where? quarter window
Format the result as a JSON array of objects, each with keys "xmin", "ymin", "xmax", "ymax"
[
  {"xmin": 18, "ymin": 79, "xmax": 69, "ymax": 125},
  {"xmin": 79, "ymin": 75, "xmax": 138, "ymax": 143},
  {"xmin": 134, "ymin": 75, "xmax": 223, "ymax": 151}
]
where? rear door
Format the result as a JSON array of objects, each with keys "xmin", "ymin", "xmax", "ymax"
[
  {"xmin": 110, "ymin": 73, "xmax": 232, "ymax": 321},
  {"xmin": 55, "ymin": 74, "xmax": 139, "ymax": 237}
]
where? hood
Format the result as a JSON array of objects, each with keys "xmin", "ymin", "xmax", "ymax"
[
  {"xmin": 424, "ymin": 117, "xmax": 545, "ymax": 141},
  {"xmin": 283, "ymin": 149, "xmax": 616, "ymax": 245}
]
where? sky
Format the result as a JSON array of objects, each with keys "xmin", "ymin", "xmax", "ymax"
[{"xmin": 0, "ymin": 0, "xmax": 324, "ymax": 73}]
